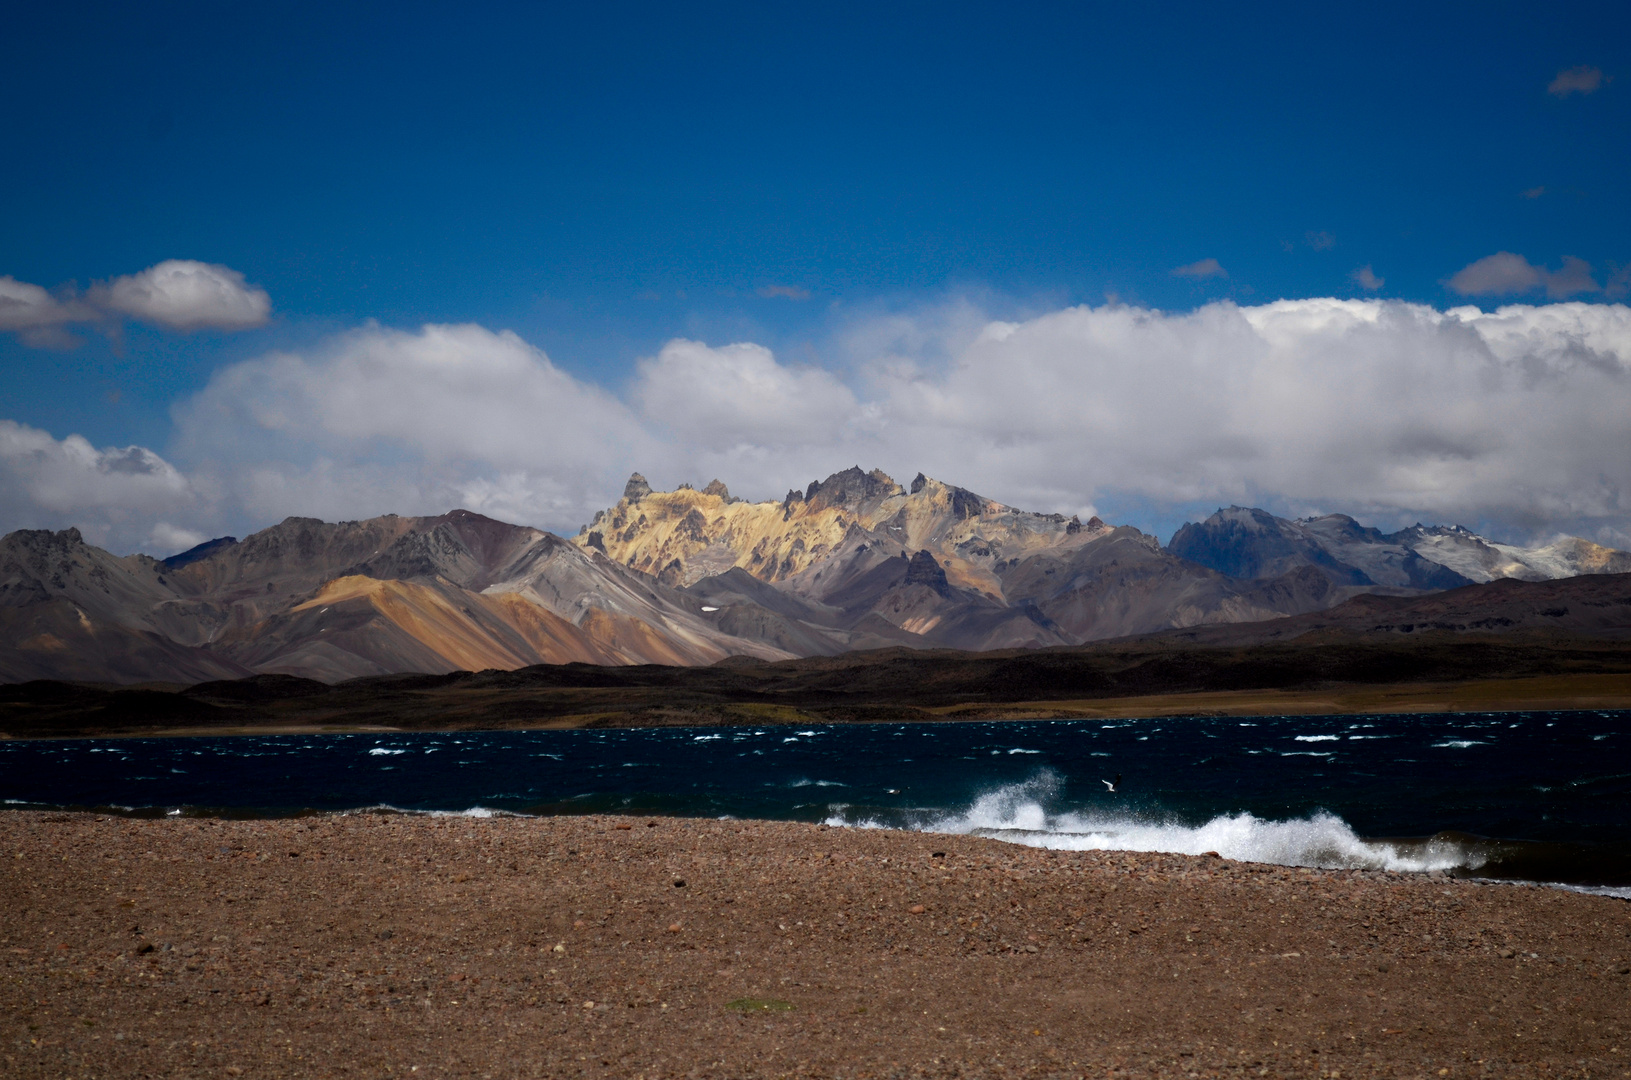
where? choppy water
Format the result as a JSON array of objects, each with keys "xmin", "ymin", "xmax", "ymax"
[{"xmin": 3, "ymin": 711, "xmax": 1628, "ymax": 895}]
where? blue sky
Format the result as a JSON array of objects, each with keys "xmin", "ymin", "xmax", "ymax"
[{"xmin": 2, "ymin": 2, "xmax": 1629, "ymax": 553}]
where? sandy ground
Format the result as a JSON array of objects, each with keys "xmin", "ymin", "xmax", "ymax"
[{"xmin": 3, "ymin": 812, "xmax": 1629, "ymax": 1080}]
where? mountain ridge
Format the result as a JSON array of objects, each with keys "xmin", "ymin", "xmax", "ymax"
[
  {"xmin": 1169, "ymin": 506, "xmax": 1631, "ymax": 588},
  {"xmin": 4, "ymin": 466, "xmax": 1628, "ymax": 685}
]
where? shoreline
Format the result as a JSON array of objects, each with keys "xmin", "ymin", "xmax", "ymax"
[
  {"xmin": 8, "ymin": 803, "xmax": 1630, "ymax": 902},
  {"xmin": 4, "ymin": 811, "xmax": 1628, "ymax": 1078},
  {"xmin": 3, "ymin": 672, "xmax": 1629, "ymax": 740}
]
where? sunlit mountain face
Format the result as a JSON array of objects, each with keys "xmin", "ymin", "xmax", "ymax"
[{"xmin": 4, "ymin": 468, "xmax": 1627, "ymax": 686}]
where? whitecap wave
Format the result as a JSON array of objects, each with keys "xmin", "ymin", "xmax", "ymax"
[
  {"xmin": 825, "ymin": 773, "xmax": 1487, "ymax": 874},
  {"xmin": 346, "ymin": 804, "xmax": 524, "ymax": 819}
]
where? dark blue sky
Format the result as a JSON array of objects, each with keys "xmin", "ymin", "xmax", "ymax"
[{"xmin": 2, "ymin": 2, "xmax": 1628, "ymax": 551}]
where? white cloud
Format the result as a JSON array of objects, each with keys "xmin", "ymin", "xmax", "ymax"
[
  {"xmin": 0, "ymin": 276, "xmax": 95, "ymax": 348},
  {"xmin": 1172, "ymin": 258, "xmax": 1227, "ymax": 279},
  {"xmin": 1, "ymin": 260, "xmax": 271, "ymax": 345},
  {"xmin": 1349, "ymin": 266, "xmax": 1384, "ymax": 291},
  {"xmin": 148, "ymin": 522, "xmax": 208, "ymax": 556},
  {"xmin": 837, "ymin": 298, "xmax": 1631, "ymax": 538},
  {"xmin": 1448, "ymin": 252, "xmax": 1601, "ymax": 299},
  {"xmin": 1548, "ymin": 65, "xmax": 1605, "ymax": 97},
  {"xmin": 94, "ymin": 259, "xmax": 271, "ymax": 331},
  {"xmin": 8, "ymin": 299, "xmax": 1631, "ymax": 553},
  {"xmin": 757, "ymin": 284, "xmax": 811, "ymax": 300},
  {"xmin": 167, "ymin": 322, "xmax": 658, "ymax": 532},
  {"xmin": 634, "ymin": 339, "xmax": 856, "ymax": 450},
  {"xmin": 0, "ymin": 420, "xmax": 196, "ymax": 551}
]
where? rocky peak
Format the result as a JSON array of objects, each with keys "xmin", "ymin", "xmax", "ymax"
[
  {"xmin": 623, "ymin": 473, "xmax": 653, "ymax": 502},
  {"xmin": 702, "ymin": 479, "xmax": 732, "ymax": 501},
  {"xmin": 903, "ymin": 549, "xmax": 950, "ymax": 592},
  {"xmin": 899, "ymin": 474, "xmax": 984, "ymax": 518},
  {"xmin": 949, "ymin": 486, "xmax": 986, "ymax": 520},
  {"xmin": 5, "ymin": 527, "xmax": 86, "ymax": 553},
  {"xmin": 804, "ymin": 467, "xmax": 902, "ymax": 513}
]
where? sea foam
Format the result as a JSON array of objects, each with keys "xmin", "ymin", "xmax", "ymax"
[{"xmin": 826, "ymin": 773, "xmax": 1487, "ymax": 874}]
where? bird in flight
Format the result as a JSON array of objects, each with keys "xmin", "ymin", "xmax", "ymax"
[{"xmin": 1102, "ymin": 774, "xmax": 1122, "ymax": 793}]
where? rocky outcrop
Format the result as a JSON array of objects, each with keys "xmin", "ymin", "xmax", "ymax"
[
  {"xmin": 623, "ymin": 473, "xmax": 653, "ymax": 501},
  {"xmin": 576, "ymin": 467, "xmax": 1113, "ymax": 595},
  {"xmin": 903, "ymin": 550, "xmax": 950, "ymax": 593}
]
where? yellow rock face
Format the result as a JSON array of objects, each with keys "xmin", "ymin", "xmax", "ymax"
[{"xmin": 574, "ymin": 469, "xmax": 1111, "ymax": 602}]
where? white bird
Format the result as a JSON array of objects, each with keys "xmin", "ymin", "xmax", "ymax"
[{"xmin": 1102, "ymin": 774, "xmax": 1121, "ymax": 793}]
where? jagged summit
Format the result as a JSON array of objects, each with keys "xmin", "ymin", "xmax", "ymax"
[
  {"xmin": 575, "ymin": 466, "xmax": 1111, "ymax": 593},
  {"xmin": 803, "ymin": 466, "xmax": 903, "ymax": 512},
  {"xmin": 623, "ymin": 473, "xmax": 653, "ymax": 501}
]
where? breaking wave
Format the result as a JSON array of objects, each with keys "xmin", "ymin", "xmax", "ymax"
[{"xmin": 826, "ymin": 773, "xmax": 1494, "ymax": 874}]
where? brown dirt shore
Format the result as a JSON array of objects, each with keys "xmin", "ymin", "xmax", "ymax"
[{"xmin": 3, "ymin": 812, "xmax": 1628, "ymax": 1080}]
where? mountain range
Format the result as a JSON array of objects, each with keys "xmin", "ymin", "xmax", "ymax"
[{"xmin": 4, "ymin": 466, "xmax": 1628, "ymax": 684}]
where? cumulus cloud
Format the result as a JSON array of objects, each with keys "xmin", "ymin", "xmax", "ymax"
[
  {"xmin": 148, "ymin": 522, "xmax": 208, "ymax": 555},
  {"xmin": 0, "ymin": 260, "xmax": 270, "ymax": 345},
  {"xmin": 1349, "ymin": 266, "xmax": 1384, "ymax": 291},
  {"xmin": 634, "ymin": 340, "xmax": 856, "ymax": 449},
  {"xmin": 92, "ymin": 259, "xmax": 271, "ymax": 330},
  {"xmin": 1448, "ymin": 252, "xmax": 1601, "ymax": 300},
  {"xmin": 8, "ymin": 299, "xmax": 1631, "ymax": 553},
  {"xmin": 835, "ymin": 298, "xmax": 1631, "ymax": 539},
  {"xmin": 0, "ymin": 276, "xmax": 96, "ymax": 348},
  {"xmin": 1548, "ymin": 65, "xmax": 1605, "ymax": 97},
  {"xmin": 0, "ymin": 420, "xmax": 197, "ymax": 551},
  {"xmin": 167, "ymin": 322, "xmax": 658, "ymax": 532},
  {"xmin": 1172, "ymin": 258, "xmax": 1227, "ymax": 280}
]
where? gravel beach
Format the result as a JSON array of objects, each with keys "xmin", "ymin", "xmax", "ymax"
[{"xmin": 3, "ymin": 811, "xmax": 1628, "ymax": 1079}]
